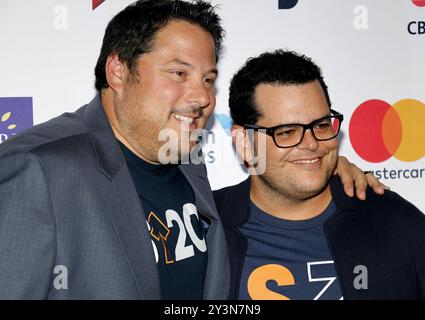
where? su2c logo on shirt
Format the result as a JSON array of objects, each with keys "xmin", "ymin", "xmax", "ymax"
[
  {"xmin": 349, "ymin": 99, "xmax": 425, "ymax": 163},
  {"xmin": 146, "ymin": 203, "xmax": 207, "ymax": 264}
]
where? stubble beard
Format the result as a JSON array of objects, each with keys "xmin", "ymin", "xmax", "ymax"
[
  {"xmin": 259, "ymin": 157, "xmax": 337, "ymax": 204},
  {"xmin": 115, "ymin": 91, "xmax": 160, "ymax": 163}
]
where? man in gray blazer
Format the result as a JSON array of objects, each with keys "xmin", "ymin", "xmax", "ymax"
[{"xmin": 0, "ymin": 0, "xmax": 383, "ymax": 299}]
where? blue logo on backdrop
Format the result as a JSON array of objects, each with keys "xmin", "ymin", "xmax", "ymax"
[
  {"xmin": 278, "ymin": 0, "xmax": 298, "ymax": 10},
  {"xmin": 215, "ymin": 114, "xmax": 233, "ymax": 136},
  {"xmin": 0, "ymin": 97, "xmax": 34, "ymax": 143}
]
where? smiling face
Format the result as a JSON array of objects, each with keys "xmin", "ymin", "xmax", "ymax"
[
  {"xmin": 252, "ymin": 81, "xmax": 339, "ymax": 201},
  {"xmin": 111, "ymin": 20, "xmax": 217, "ymax": 163}
]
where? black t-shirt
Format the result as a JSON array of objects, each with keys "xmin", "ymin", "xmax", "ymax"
[{"xmin": 119, "ymin": 142, "xmax": 208, "ymax": 299}]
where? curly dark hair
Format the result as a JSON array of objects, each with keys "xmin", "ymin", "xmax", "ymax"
[
  {"xmin": 94, "ymin": 0, "xmax": 225, "ymax": 91},
  {"xmin": 229, "ymin": 50, "xmax": 331, "ymax": 126}
]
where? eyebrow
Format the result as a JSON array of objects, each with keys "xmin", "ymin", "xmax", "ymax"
[{"xmin": 163, "ymin": 59, "xmax": 218, "ymax": 76}]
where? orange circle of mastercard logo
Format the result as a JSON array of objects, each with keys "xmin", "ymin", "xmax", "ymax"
[{"xmin": 349, "ymin": 99, "xmax": 425, "ymax": 163}]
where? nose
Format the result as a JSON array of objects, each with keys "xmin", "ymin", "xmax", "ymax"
[
  {"xmin": 297, "ymin": 128, "xmax": 319, "ymax": 151},
  {"xmin": 185, "ymin": 79, "xmax": 212, "ymax": 109}
]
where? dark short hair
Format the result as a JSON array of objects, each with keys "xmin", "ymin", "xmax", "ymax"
[
  {"xmin": 229, "ymin": 50, "xmax": 332, "ymax": 126},
  {"xmin": 94, "ymin": 0, "xmax": 224, "ymax": 91}
]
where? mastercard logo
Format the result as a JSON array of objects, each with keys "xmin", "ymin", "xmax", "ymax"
[
  {"xmin": 349, "ymin": 99, "xmax": 425, "ymax": 163},
  {"xmin": 412, "ymin": 0, "xmax": 425, "ymax": 7}
]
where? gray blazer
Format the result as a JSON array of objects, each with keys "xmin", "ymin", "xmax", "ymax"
[{"xmin": 0, "ymin": 95, "xmax": 230, "ymax": 299}]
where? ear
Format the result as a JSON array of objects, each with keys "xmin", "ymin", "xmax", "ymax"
[
  {"xmin": 231, "ymin": 124, "xmax": 255, "ymax": 167},
  {"xmin": 105, "ymin": 53, "xmax": 127, "ymax": 92}
]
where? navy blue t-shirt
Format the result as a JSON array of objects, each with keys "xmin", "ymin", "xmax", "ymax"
[
  {"xmin": 239, "ymin": 201, "xmax": 343, "ymax": 300},
  {"xmin": 119, "ymin": 142, "xmax": 208, "ymax": 299}
]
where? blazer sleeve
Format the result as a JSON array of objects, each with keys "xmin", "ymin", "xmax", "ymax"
[
  {"xmin": 414, "ymin": 209, "xmax": 425, "ymax": 299},
  {"xmin": 399, "ymin": 192, "xmax": 425, "ymax": 300},
  {"xmin": 0, "ymin": 151, "xmax": 56, "ymax": 299}
]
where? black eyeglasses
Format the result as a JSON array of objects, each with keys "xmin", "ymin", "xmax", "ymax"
[{"xmin": 243, "ymin": 109, "xmax": 344, "ymax": 148}]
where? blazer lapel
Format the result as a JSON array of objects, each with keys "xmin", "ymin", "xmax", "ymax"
[
  {"xmin": 98, "ymin": 170, "xmax": 161, "ymax": 299},
  {"xmin": 179, "ymin": 164, "xmax": 230, "ymax": 299},
  {"xmin": 84, "ymin": 95, "xmax": 161, "ymax": 299}
]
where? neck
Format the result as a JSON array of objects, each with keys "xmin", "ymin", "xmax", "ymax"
[
  {"xmin": 250, "ymin": 176, "xmax": 332, "ymax": 221},
  {"xmin": 100, "ymin": 90, "xmax": 159, "ymax": 165}
]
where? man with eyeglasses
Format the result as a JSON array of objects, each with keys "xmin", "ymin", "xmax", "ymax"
[{"xmin": 214, "ymin": 50, "xmax": 425, "ymax": 300}]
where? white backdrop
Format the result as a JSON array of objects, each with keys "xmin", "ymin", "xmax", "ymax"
[{"xmin": 1, "ymin": 0, "xmax": 424, "ymax": 212}]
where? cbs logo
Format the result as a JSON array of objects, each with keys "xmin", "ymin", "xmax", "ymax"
[{"xmin": 349, "ymin": 99, "xmax": 425, "ymax": 163}]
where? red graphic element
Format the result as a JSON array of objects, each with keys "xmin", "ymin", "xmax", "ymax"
[
  {"xmin": 92, "ymin": 0, "xmax": 106, "ymax": 10},
  {"xmin": 412, "ymin": 0, "xmax": 425, "ymax": 7}
]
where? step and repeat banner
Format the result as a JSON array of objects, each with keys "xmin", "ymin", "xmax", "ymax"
[{"xmin": 1, "ymin": 0, "xmax": 424, "ymax": 212}]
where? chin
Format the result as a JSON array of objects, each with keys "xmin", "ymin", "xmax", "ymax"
[
  {"xmin": 303, "ymin": 182, "xmax": 328, "ymax": 194},
  {"xmin": 287, "ymin": 183, "xmax": 328, "ymax": 201},
  {"xmin": 298, "ymin": 176, "xmax": 331, "ymax": 194}
]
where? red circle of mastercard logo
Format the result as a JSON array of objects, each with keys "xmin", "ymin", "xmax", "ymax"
[
  {"xmin": 412, "ymin": 0, "xmax": 425, "ymax": 7},
  {"xmin": 349, "ymin": 99, "xmax": 425, "ymax": 163}
]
